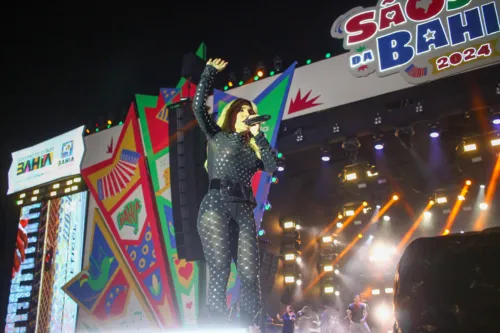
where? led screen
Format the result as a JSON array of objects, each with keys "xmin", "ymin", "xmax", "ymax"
[{"xmin": 5, "ymin": 191, "xmax": 87, "ymax": 333}]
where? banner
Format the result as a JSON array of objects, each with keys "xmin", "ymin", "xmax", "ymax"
[
  {"xmin": 212, "ymin": 63, "xmax": 297, "ymax": 306},
  {"xmin": 331, "ymin": 0, "xmax": 500, "ymax": 84},
  {"xmin": 7, "ymin": 126, "xmax": 85, "ymax": 194}
]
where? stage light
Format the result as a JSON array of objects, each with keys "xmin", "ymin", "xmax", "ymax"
[
  {"xmin": 346, "ymin": 172, "xmax": 357, "ymax": 181},
  {"xmin": 306, "ymin": 59, "xmax": 312, "ymax": 64},
  {"xmin": 392, "ymin": 195, "xmax": 399, "ymax": 201},
  {"xmin": 480, "ymin": 184, "xmax": 486, "ymax": 189},
  {"xmin": 283, "ymin": 221, "xmax": 295, "ymax": 229},
  {"xmin": 342, "ymin": 138, "xmax": 361, "ymax": 163},
  {"xmin": 272, "ymin": 56, "xmax": 283, "ymax": 72},
  {"xmin": 337, "ymin": 213, "xmax": 343, "ymax": 219},
  {"xmin": 465, "ymin": 180, "xmax": 472, "ymax": 186},
  {"xmin": 333, "ymin": 123, "xmax": 340, "ymax": 134},
  {"xmin": 491, "ymin": 138, "xmax": 500, "ymax": 146},
  {"xmin": 271, "ymin": 176, "xmax": 278, "ymax": 184},
  {"xmin": 258, "ymin": 228, "xmax": 265, "ymax": 237},
  {"xmin": 296, "ymin": 224, "xmax": 301, "ymax": 230},
  {"xmin": 416, "ymin": 102, "xmax": 424, "ymax": 113},
  {"xmin": 265, "ymin": 202, "xmax": 272, "ymax": 210},
  {"xmin": 358, "ymin": 234, "xmax": 363, "ymax": 238},
  {"xmin": 50, "ymin": 191, "xmax": 57, "ymax": 196},
  {"xmin": 436, "ymin": 196, "xmax": 447, "ymax": 204},
  {"xmin": 270, "ymin": 71, "xmax": 275, "ymax": 76},
  {"xmin": 375, "ymin": 305, "xmax": 392, "ymax": 322},
  {"xmin": 345, "ymin": 209, "xmax": 355, "ymax": 217},
  {"xmin": 74, "ymin": 177, "xmax": 81, "ymax": 183},
  {"xmin": 463, "ymin": 143, "xmax": 477, "ymax": 152},
  {"xmin": 372, "ymin": 289, "xmax": 381, "ymax": 295},
  {"xmin": 322, "ymin": 236, "xmax": 333, "ymax": 243},
  {"xmin": 383, "ymin": 215, "xmax": 390, "ymax": 221},
  {"xmin": 374, "ymin": 139, "xmax": 384, "ymax": 150},
  {"xmin": 296, "ymin": 257, "xmax": 302, "ymax": 263},
  {"xmin": 277, "ymin": 159, "xmax": 285, "ymax": 172},
  {"xmin": 336, "ymin": 222, "xmax": 343, "ymax": 228},
  {"xmin": 324, "ymin": 286, "xmax": 334, "ymax": 294},
  {"xmin": 334, "ymin": 239, "xmax": 338, "ymax": 245},
  {"xmin": 369, "ymin": 235, "xmax": 374, "ymax": 239},
  {"xmin": 479, "ymin": 203, "xmax": 488, "ymax": 210},
  {"xmin": 429, "ymin": 124, "xmax": 440, "ymax": 138},
  {"xmin": 85, "ymin": 128, "xmax": 90, "ymax": 134},
  {"xmin": 284, "ymin": 253, "xmax": 296, "ymax": 261},
  {"xmin": 118, "ymin": 121, "xmax": 123, "ymax": 125},
  {"xmin": 239, "ymin": 80, "xmax": 244, "ymax": 86},
  {"xmin": 429, "ymin": 200, "xmax": 435, "ymax": 205},
  {"xmin": 385, "ymin": 288, "xmax": 394, "ymax": 294},
  {"xmin": 277, "ymin": 152, "xmax": 283, "ymax": 158},
  {"xmin": 324, "ymin": 265, "xmax": 333, "ymax": 272},
  {"xmin": 424, "ymin": 211, "xmax": 432, "ymax": 218},
  {"xmin": 16, "ymin": 200, "xmax": 23, "ymax": 205},
  {"xmin": 443, "ymin": 229, "xmax": 450, "ymax": 235},
  {"xmin": 491, "ymin": 113, "xmax": 500, "ymax": 124},
  {"xmin": 321, "ymin": 147, "xmax": 331, "ymax": 161},
  {"xmin": 228, "ymin": 82, "xmax": 233, "ymax": 87},
  {"xmin": 374, "ymin": 113, "xmax": 382, "ymax": 125},
  {"xmin": 295, "ymin": 128, "xmax": 304, "ymax": 142},
  {"xmin": 458, "ymin": 195, "xmax": 465, "ymax": 201},
  {"xmin": 284, "ymin": 275, "xmax": 295, "ymax": 284},
  {"xmin": 254, "ymin": 75, "xmax": 259, "ymax": 81},
  {"xmin": 107, "ymin": 120, "xmax": 112, "ymax": 125},
  {"xmin": 223, "ymin": 86, "xmax": 228, "ymax": 91},
  {"xmin": 363, "ymin": 201, "xmax": 368, "ymax": 207},
  {"xmin": 395, "ymin": 126, "xmax": 415, "ymax": 149},
  {"xmin": 19, "ymin": 193, "xmax": 26, "ymax": 199},
  {"xmin": 296, "ymin": 279, "xmax": 302, "ymax": 286},
  {"xmin": 461, "ymin": 230, "xmax": 465, "ymax": 234},
  {"xmin": 326, "ymin": 53, "xmax": 331, "ymax": 58},
  {"xmin": 334, "ymin": 269, "xmax": 340, "ymax": 275}
]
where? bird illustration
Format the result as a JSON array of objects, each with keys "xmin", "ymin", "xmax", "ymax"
[{"xmin": 80, "ymin": 247, "xmax": 115, "ymax": 292}]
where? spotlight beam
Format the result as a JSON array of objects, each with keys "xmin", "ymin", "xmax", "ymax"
[
  {"xmin": 474, "ymin": 155, "xmax": 500, "ymax": 230},
  {"xmin": 441, "ymin": 183, "xmax": 470, "ymax": 235},
  {"xmin": 397, "ymin": 201, "xmax": 434, "ymax": 251}
]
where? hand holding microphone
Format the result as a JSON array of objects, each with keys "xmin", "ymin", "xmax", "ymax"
[{"xmin": 244, "ymin": 114, "xmax": 271, "ymax": 136}]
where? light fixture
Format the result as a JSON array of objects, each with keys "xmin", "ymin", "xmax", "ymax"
[
  {"xmin": 342, "ymin": 138, "xmax": 361, "ymax": 163},
  {"xmin": 256, "ymin": 62, "xmax": 265, "ymax": 77},
  {"xmin": 333, "ymin": 123, "xmax": 340, "ymax": 134},
  {"xmin": 336, "ymin": 222, "xmax": 343, "ymax": 228},
  {"xmin": 383, "ymin": 215, "xmax": 390, "ymax": 221},
  {"xmin": 429, "ymin": 124, "xmax": 441, "ymax": 138},
  {"xmin": 479, "ymin": 202, "xmax": 488, "ymax": 210},
  {"xmin": 492, "ymin": 113, "xmax": 500, "ymax": 125},
  {"xmin": 321, "ymin": 147, "xmax": 331, "ymax": 161},
  {"xmin": 242, "ymin": 66, "xmax": 251, "ymax": 81},
  {"xmin": 415, "ymin": 102, "xmax": 423, "ymax": 113},
  {"xmin": 272, "ymin": 56, "xmax": 282, "ymax": 72},
  {"xmin": 295, "ymin": 128, "xmax": 304, "ymax": 142},
  {"xmin": 395, "ymin": 126, "xmax": 415, "ymax": 149},
  {"xmin": 374, "ymin": 113, "xmax": 382, "ymax": 125},
  {"xmin": 322, "ymin": 236, "xmax": 333, "ymax": 243}
]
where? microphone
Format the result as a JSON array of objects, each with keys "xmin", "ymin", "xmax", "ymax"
[{"xmin": 244, "ymin": 114, "xmax": 271, "ymax": 126}]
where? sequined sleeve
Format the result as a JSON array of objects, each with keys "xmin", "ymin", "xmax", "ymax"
[
  {"xmin": 254, "ymin": 132, "xmax": 278, "ymax": 173},
  {"xmin": 192, "ymin": 65, "xmax": 221, "ymax": 139}
]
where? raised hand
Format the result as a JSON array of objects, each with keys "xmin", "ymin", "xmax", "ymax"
[{"xmin": 207, "ymin": 58, "xmax": 228, "ymax": 72}]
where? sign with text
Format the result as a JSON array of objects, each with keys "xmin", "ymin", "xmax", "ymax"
[
  {"xmin": 7, "ymin": 126, "xmax": 85, "ymax": 194},
  {"xmin": 331, "ymin": 0, "xmax": 500, "ymax": 84}
]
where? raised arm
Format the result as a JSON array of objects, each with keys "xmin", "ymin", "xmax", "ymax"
[
  {"xmin": 254, "ymin": 132, "xmax": 278, "ymax": 173},
  {"xmin": 192, "ymin": 58, "xmax": 228, "ymax": 139}
]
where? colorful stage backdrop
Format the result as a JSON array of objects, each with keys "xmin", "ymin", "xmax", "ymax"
[
  {"xmin": 136, "ymin": 83, "xmax": 200, "ymax": 326},
  {"xmin": 63, "ymin": 105, "xmax": 179, "ymax": 331}
]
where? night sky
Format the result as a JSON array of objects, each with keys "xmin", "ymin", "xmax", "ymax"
[{"xmin": 0, "ymin": 1, "xmax": 376, "ymax": 325}]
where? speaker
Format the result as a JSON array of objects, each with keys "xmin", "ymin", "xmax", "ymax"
[
  {"xmin": 393, "ymin": 228, "xmax": 500, "ymax": 333},
  {"xmin": 181, "ymin": 53, "xmax": 206, "ymax": 85},
  {"xmin": 168, "ymin": 101, "xmax": 208, "ymax": 261}
]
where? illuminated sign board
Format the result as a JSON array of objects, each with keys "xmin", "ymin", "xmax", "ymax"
[
  {"xmin": 7, "ymin": 126, "xmax": 85, "ymax": 194},
  {"xmin": 331, "ymin": 0, "xmax": 500, "ymax": 84}
]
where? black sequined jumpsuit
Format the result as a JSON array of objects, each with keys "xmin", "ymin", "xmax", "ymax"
[{"xmin": 193, "ymin": 65, "xmax": 278, "ymax": 325}]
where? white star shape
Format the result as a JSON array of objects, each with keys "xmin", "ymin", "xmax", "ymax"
[{"xmin": 423, "ymin": 29, "xmax": 436, "ymax": 42}]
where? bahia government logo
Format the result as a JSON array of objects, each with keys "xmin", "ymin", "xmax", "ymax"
[
  {"xmin": 59, "ymin": 140, "xmax": 75, "ymax": 166},
  {"xmin": 331, "ymin": 0, "xmax": 500, "ymax": 84}
]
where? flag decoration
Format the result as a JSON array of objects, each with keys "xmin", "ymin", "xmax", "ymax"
[
  {"xmin": 212, "ymin": 62, "xmax": 297, "ymax": 306},
  {"xmin": 79, "ymin": 104, "xmax": 178, "ymax": 329}
]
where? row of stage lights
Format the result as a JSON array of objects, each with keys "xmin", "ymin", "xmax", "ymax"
[
  {"xmin": 85, "ymin": 119, "xmax": 124, "ymax": 134},
  {"xmin": 16, "ymin": 177, "xmax": 83, "ymax": 206},
  {"xmin": 222, "ymin": 53, "xmax": 335, "ymax": 91}
]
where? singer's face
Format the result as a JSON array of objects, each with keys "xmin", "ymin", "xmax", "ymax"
[{"xmin": 234, "ymin": 104, "xmax": 255, "ymax": 133}]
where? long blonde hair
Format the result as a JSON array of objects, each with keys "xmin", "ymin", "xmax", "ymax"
[{"xmin": 204, "ymin": 99, "xmax": 262, "ymax": 171}]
